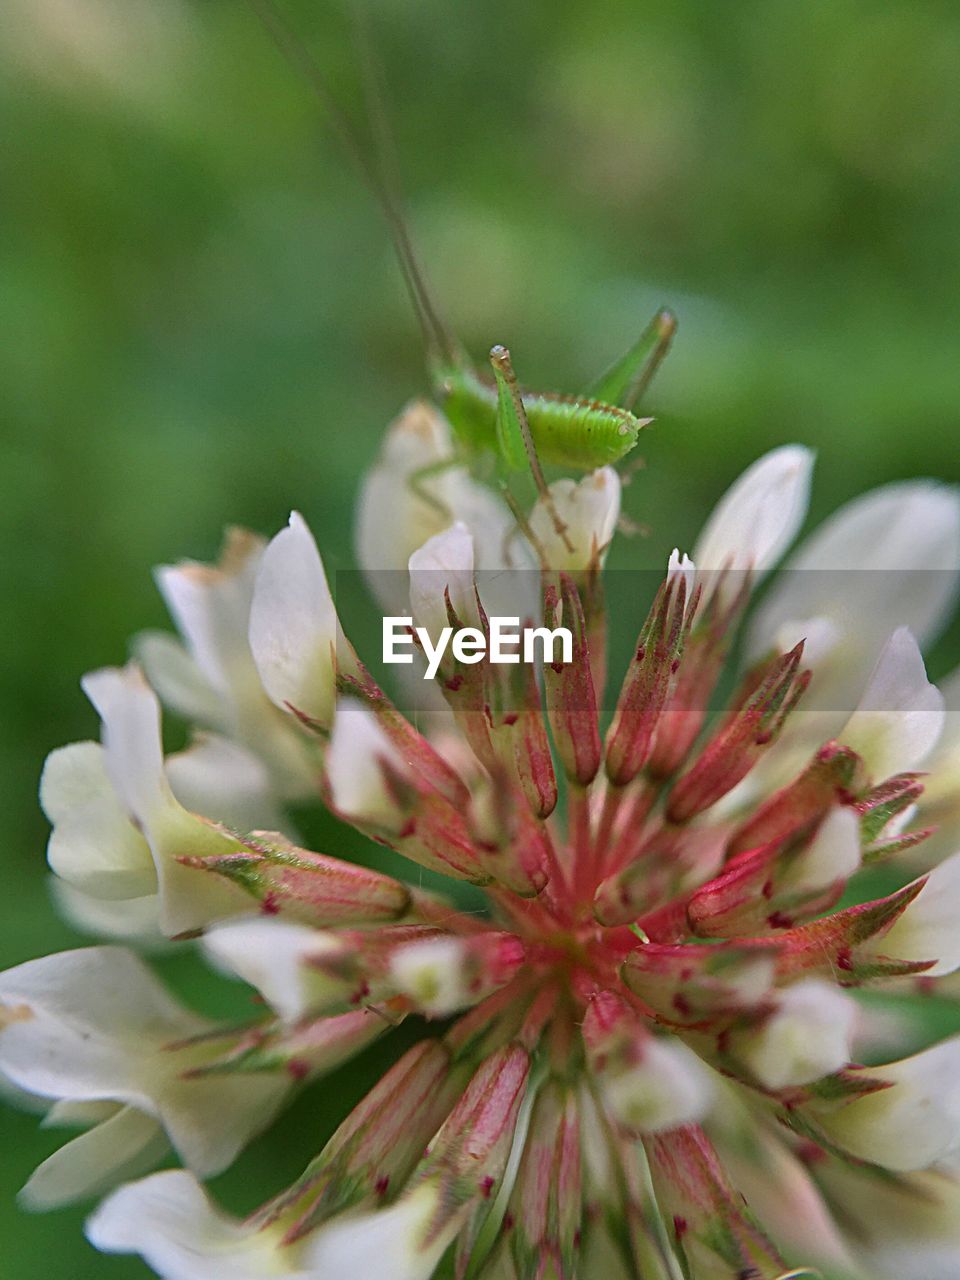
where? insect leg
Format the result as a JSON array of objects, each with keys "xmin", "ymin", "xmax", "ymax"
[
  {"xmin": 489, "ymin": 345, "xmax": 574, "ymax": 555},
  {"xmin": 498, "ymin": 482, "xmax": 550, "ymax": 569},
  {"xmin": 586, "ymin": 308, "xmax": 677, "ymax": 410},
  {"xmin": 406, "ymin": 456, "xmax": 464, "ymax": 520}
]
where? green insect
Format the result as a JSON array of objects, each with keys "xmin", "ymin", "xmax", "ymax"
[{"xmin": 250, "ymin": 0, "xmax": 676, "ymax": 548}]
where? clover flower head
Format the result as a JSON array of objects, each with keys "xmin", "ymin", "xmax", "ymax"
[{"xmin": 5, "ymin": 400, "xmax": 960, "ymax": 1280}]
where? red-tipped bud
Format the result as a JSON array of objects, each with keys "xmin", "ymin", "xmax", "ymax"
[
  {"xmin": 182, "ymin": 831, "xmax": 412, "ymax": 926},
  {"xmin": 667, "ymin": 642, "xmax": 809, "ymax": 823},
  {"xmin": 605, "ymin": 575, "xmax": 687, "ymax": 787},
  {"xmin": 727, "ymin": 740, "xmax": 864, "ymax": 857},
  {"xmin": 266, "ymin": 1041, "xmax": 466, "ymax": 1242},
  {"xmin": 504, "ymin": 1080, "xmax": 582, "ymax": 1279},
  {"xmin": 418, "ymin": 1043, "xmax": 531, "ymax": 1207},
  {"xmin": 688, "ymin": 807, "xmax": 861, "ymax": 936},
  {"xmin": 647, "ymin": 571, "xmax": 750, "ymax": 779},
  {"xmin": 622, "ymin": 941, "xmax": 778, "ymax": 1026},
  {"xmin": 466, "ymin": 768, "xmax": 550, "ymax": 897},
  {"xmin": 180, "ymin": 1006, "xmax": 388, "ymax": 1079},
  {"xmin": 769, "ymin": 880, "xmax": 932, "ymax": 983},
  {"xmin": 646, "ymin": 1126, "xmax": 794, "ymax": 1278},
  {"xmin": 543, "ymin": 574, "xmax": 602, "ymax": 786}
]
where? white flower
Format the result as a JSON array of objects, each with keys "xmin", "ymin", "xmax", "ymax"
[
  {"xmin": 732, "ymin": 979, "xmax": 858, "ymax": 1089},
  {"xmin": 325, "ymin": 699, "xmax": 412, "ymax": 832},
  {"xmin": 840, "ymin": 626, "xmax": 944, "ymax": 778},
  {"xmin": 87, "ymin": 1170, "xmax": 454, "ymax": 1280},
  {"xmin": 203, "ymin": 919, "xmax": 348, "ymax": 1023},
  {"xmin": 44, "ymin": 665, "xmax": 254, "ymax": 937},
  {"xmin": 388, "ymin": 936, "xmax": 474, "ymax": 1018},
  {"xmin": 87, "ymin": 1170, "xmax": 305, "ymax": 1279},
  {"xmin": 47, "ymin": 733, "xmax": 283, "ymax": 945},
  {"xmin": 356, "ymin": 400, "xmax": 524, "ymax": 617},
  {"xmin": 249, "ymin": 512, "xmax": 344, "ymax": 730},
  {"xmin": 908, "ymin": 665, "xmax": 960, "ymax": 865},
  {"xmin": 136, "ymin": 526, "xmax": 318, "ymax": 799},
  {"xmin": 0, "ymin": 949, "xmax": 287, "ymax": 1208},
  {"xmin": 600, "ymin": 1035, "xmax": 715, "ymax": 1135},
  {"xmin": 528, "ymin": 467, "xmax": 621, "ymax": 571},
  {"xmin": 692, "ymin": 444, "xmax": 814, "ymax": 595},
  {"xmin": 880, "ymin": 853, "xmax": 960, "ymax": 977},
  {"xmin": 819, "ymin": 1037, "xmax": 960, "ymax": 1171},
  {"xmin": 781, "ymin": 806, "xmax": 862, "ymax": 896},
  {"xmin": 408, "ymin": 521, "xmax": 482, "ymax": 640},
  {"xmin": 749, "ymin": 480, "xmax": 960, "ymax": 704}
]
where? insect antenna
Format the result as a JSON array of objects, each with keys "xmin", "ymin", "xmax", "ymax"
[{"xmin": 246, "ymin": 0, "xmax": 460, "ymax": 368}]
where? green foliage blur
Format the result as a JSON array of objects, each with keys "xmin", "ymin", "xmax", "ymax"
[{"xmin": 2, "ymin": 0, "xmax": 960, "ymax": 1274}]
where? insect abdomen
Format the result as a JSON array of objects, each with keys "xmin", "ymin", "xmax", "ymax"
[
  {"xmin": 524, "ymin": 393, "xmax": 641, "ymax": 468},
  {"xmin": 437, "ymin": 368, "xmax": 643, "ymax": 470}
]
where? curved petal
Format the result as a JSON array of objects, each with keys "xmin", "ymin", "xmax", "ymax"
[
  {"xmin": 693, "ymin": 445, "xmax": 814, "ymax": 579},
  {"xmin": 20, "ymin": 1105, "xmax": 169, "ymax": 1211},
  {"xmin": 87, "ymin": 1170, "xmax": 307, "ymax": 1280},
  {"xmin": 203, "ymin": 918, "xmax": 345, "ymax": 1022},
  {"xmin": 841, "ymin": 627, "xmax": 944, "ymax": 778},
  {"xmin": 750, "ymin": 481, "xmax": 960, "ymax": 681},
  {"xmin": 133, "ymin": 630, "xmax": 230, "ymax": 732},
  {"xmin": 249, "ymin": 512, "xmax": 339, "ymax": 727},
  {"xmin": 529, "ymin": 467, "xmax": 621, "ymax": 572},
  {"xmin": 820, "ymin": 1038, "xmax": 960, "ymax": 1171},
  {"xmin": 41, "ymin": 742, "xmax": 156, "ymax": 900},
  {"xmin": 154, "ymin": 526, "xmax": 264, "ymax": 696}
]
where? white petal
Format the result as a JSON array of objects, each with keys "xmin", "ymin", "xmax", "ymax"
[
  {"xmin": 667, "ymin": 548, "xmax": 695, "ymax": 601},
  {"xmin": 601, "ymin": 1036, "xmax": 714, "ymax": 1134},
  {"xmin": 693, "ymin": 445, "xmax": 814, "ymax": 580},
  {"xmin": 41, "ymin": 743, "xmax": 156, "ymax": 900},
  {"xmin": 388, "ymin": 937, "xmax": 473, "ymax": 1017},
  {"xmin": 841, "ymin": 627, "xmax": 944, "ymax": 777},
  {"xmin": 71, "ymin": 678, "xmax": 267, "ymax": 937},
  {"xmin": 165, "ymin": 735, "xmax": 287, "ymax": 835},
  {"xmin": 87, "ymin": 1170, "xmax": 306, "ymax": 1280},
  {"xmin": 408, "ymin": 521, "xmax": 479, "ymax": 639},
  {"xmin": 750, "ymin": 480, "xmax": 960, "ymax": 677},
  {"xmin": 785, "ymin": 806, "xmax": 862, "ymax": 895},
  {"xmin": 203, "ymin": 919, "xmax": 345, "ymax": 1022},
  {"xmin": 821, "ymin": 1037, "xmax": 960, "ymax": 1170},
  {"xmin": 249, "ymin": 512, "xmax": 339, "ymax": 727},
  {"xmin": 356, "ymin": 400, "xmax": 525, "ymax": 618},
  {"xmin": 150, "ymin": 823, "xmax": 253, "ymax": 938},
  {"xmin": 882, "ymin": 853, "xmax": 960, "ymax": 977},
  {"xmin": 356, "ymin": 401, "xmax": 459, "ymax": 609},
  {"xmin": 0, "ymin": 948, "xmax": 286, "ymax": 1181},
  {"xmin": 528, "ymin": 467, "xmax": 621, "ymax": 571},
  {"xmin": 735, "ymin": 979, "xmax": 857, "ymax": 1089},
  {"xmin": 155, "ymin": 1068, "xmax": 288, "ymax": 1177},
  {"xmin": 303, "ymin": 1181, "xmax": 455, "ymax": 1280},
  {"xmin": 81, "ymin": 665, "xmax": 174, "ymax": 831},
  {"xmin": 155, "ymin": 526, "xmax": 264, "ymax": 696},
  {"xmin": 325, "ymin": 700, "xmax": 407, "ymax": 830},
  {"xmin": 134, "ymin": 630, "xmax": 231, "ymax": 732},
  {"xmin": 49, "ymin": 879, "xmax": 164, "ymax": 946},
  {"xmin": 21, "ymin": 1105, "xmax": 169, "ymax": 1210},
  {"xmin": 0, "ymin": 948, "xmax": 203, "ymax": 1104}
]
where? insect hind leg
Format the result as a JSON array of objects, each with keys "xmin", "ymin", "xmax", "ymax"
[
  {"xmin": 489, "ymin": 344, "xmax": 574, "ymax": 556},
  {"xmin": 586, "ymin": 307, "xmax": 677, "ymax": 411}
]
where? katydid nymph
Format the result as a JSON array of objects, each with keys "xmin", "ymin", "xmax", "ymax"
[{"xmin": 249, "ymin": 0, "xmax": 677, "ymax": 550}]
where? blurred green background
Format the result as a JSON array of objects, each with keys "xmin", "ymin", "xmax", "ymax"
[{"xmin": 2, "ymin": 0, "xmax": 960, "ymax": 1274}]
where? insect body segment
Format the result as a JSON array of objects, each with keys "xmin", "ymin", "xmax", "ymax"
[{"xmin": 435, "ymin": 362, "xmax": 653, "ymax": 471}]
